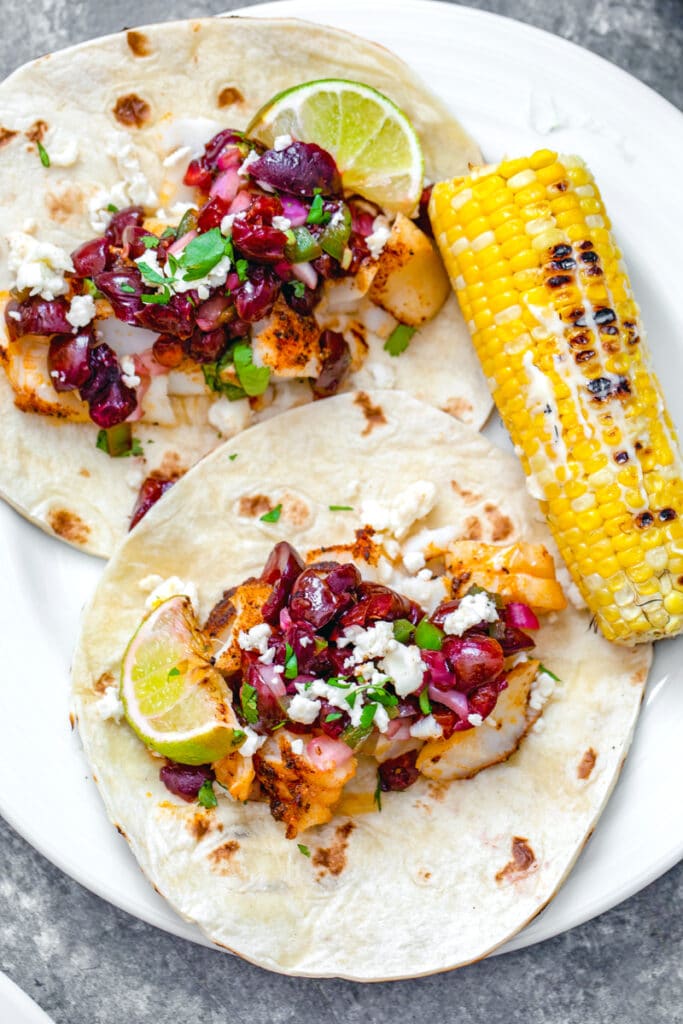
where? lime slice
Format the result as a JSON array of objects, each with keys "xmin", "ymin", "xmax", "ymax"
[
  {"xmin": 247, "ymin": 79, "xmax": 424, "ymax": 216},
  {"xmin": 121, "ymin": 595, "xmax": 239, "ymax": 765}
]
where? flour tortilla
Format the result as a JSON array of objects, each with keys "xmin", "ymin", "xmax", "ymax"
[
  {"xmin": 0, "ymin": 16, "xmax": 489, "ymax": 557},
  {"xmin": 72, "ymin": 392, "xmax": 651, "ymax": 979}
]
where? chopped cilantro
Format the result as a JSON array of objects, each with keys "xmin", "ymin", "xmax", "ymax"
[
  {"xmin": 231, "ymin": 728, "xmax": 246, "ymax": 747},
  {"xmin": 419, "ymin": 688, "xmax": 432, "ymax": 716},
  {"xmin": 95, "ymin": 430, "xmax": 108, "ymax": 453},
  {"xmin": 297, "ymin": 843, "xmax": 311, "ymax": 857},
  {"xmin": 235, "ymin": 259, "xmax": 249, "ymax": 282},
  {"xmin": 95, "ymin": 424, "xmax": 135, "ymax": 458},
  {"xmin": 240, "ymin": 682, "xmax": 259, "ymax": 724},
  {"xmin": 384, "ymin": 323, "xmax": 416, "ymax": 357},
  {"xmin": 36, "ymin": 141, "xmax": 50, "ymax": 167},
  {"xmin": 345, "ymin": 689, "xmax": 359, "ymax": 708},
  {"xmin": 233, "ymin": 342, "xmax": 271, "ymax": 397},
  {"xmin": 360, "ymin": 703, "xmax": 377, "ymax": 730},
  {"xmin": 202, "ymin": 348, "xmax": 246, "ymax": 401},
  {"xmin": 284, "ymin": 643, "xmax": 298, "ymax": 680},
  {"xmin": 130, "ymin": 437, "xmax": 144, "ymax": 456},
  {"xmin": 326, "ymin": 677, "xmax": 350, "ymax": 688},
  {"xmin": 141, "ymin": 289, "xmax": 172, "ymax": 305},
  {"xmin": 179, "ymin": 228, "xmax": 226, "ymax": 280},
  {"xmin": 367, "ymin": 686, "xmax": 398, "ymax": 708},
  {"xmin": 197, "ymin": 780, "xmax": 217, "ymax": 809},
  {"xmin": 137, "ymin": 261, "xmax": 168, "ymax": 286},
  {"xmin": 306, "ymin": 193, "xmax": 331, "ymax": 226},
  {"xmin": 539, "ymin": 664, "xmax": 561, "ymax": 682},
  {"xmin": 160, "ymin": 226, "xmax": 177, "ymax": 240},
  {"xmin": 325, "ymin": 712, "xmax": 342, "ymax": 722},
  {"xmin": 260, "ymin": 503, "xmax": 282, "ymax": 523},
  {"xmin": 119, "ymin": 283, "xmax": 136, "ymax": 294},
  {"xmin": 176, "ymin": 208, "xmax": 197, "ymax": 238},
  {"xmin": 229, "ymin": 453, "xmax": 239, "ymax": 461},
  {"xmin": 106, "ymin": 203, "xmax": 119, "ymax": 213},
  {"xmin": 271, "ymin": 721, "xmax": 286, "ymax": 731},
  {"xmin": 168, "ymin": 667, "xmax": 180, "ymax": 679},
  {"xmin": 329, "ymin": 505, "xmax": 354, "ymax": 511},
  {"xmin": 291, "ymin": 280, "xmax": 306, "ymax": 298},
  {"xmin": 141, "ymin": 235, "xmax": 160, "ymax": 249},
  {"xmin": 392, "ymin": 618, "xmax": 414, "ymax": 644},
  {"xmin": 373, "ymin": 772, "xmax": 383, "ymax": 812},
  {"xmin": 414, "ymin": 619, "xmax": 444, "ymax": 651}
]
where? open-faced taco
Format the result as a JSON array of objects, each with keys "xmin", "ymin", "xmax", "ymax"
[
  {"xmin": 72, "ymin": 392, "xmax": 651, "ymax": 979},
  {"xmin": 0, "ymin": 16, "xmax": 489, "ymax": 556}
]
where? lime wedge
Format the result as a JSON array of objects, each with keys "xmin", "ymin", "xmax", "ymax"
[
  {"xmin": 121, "ymin": 595, "xmax": 239, "ymax": 765},
  {"xmin": 247, "ymin": 79, "xmax": 424, "ymax": 216}
]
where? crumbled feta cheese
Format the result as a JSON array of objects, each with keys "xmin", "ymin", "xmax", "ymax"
[
  {"xmin": 45, "ymin": 132, "xmax": 79, "ymax": 167},
  {"xmin": 365, "ymin": 216, "xmax": 391, "ymax": 259},
  {"xmin": 163, "ymin": 145, "xmax": 192, "ymax": 167},
  {"xmin": 125, "ymin": 466, "xmax": 145, "ymax": 490},
  {"xmin": 237, "ymin": 622, "xmax": 272, "ymax": 656},
  {"xmin": 399, "ymin": 574, "xmax": 447, "ymax": 615},
  {"xmin": 529, "ymin": 669, "xmax": 558, "ymax": 712},
  {"xmin": 512, "ymin": 652, "xmax": 529, "ymax": 667},
  {"xmin": 409, "ymin": 715, "xmax": 444, "ymax": 740},
  {"xmin": 145, "ymin": 577, "xmax": 198, "ymax": 614},
  {"xmin": 299, "ymin": 636, "xmax": 312, "ymax": 649},
  {"xmin": 7, "ymin": 232, "xmax": 73, "ymax": 300},
  {"xmin": 485, "ymin": 717, "xmax": 498, "ymax": 729},
  {"xmin": 288, "ymin": 693, "xmax": 321, "ymax": 724},
  {"xmin": 6, "ymin": 310, "xmax": 21, "ymax": 321},
  {"xmin": 373, "ymin": 704, "xmax": 390, "ymax": 734},
  {"xmin": 66, "ymin": 293, "xmax": 96, "ymax": 330},
  {"xmin": 88, "ymin": 133, "xmax": 158, "ymax": 231},
  {"xmin": 272, "ymin": 215, "xmax": 291, "ymax": 231},
  {"xmin": 290, "ymin": 738, "xmax": 305, "ymax": 755},
  {"xmin": 442, "ymin": 592, "xmax": 499, "ymax": 636},
  {"xmin": 220, "ymin": 213, "xmax": 236, "ymax": 236},
  {"xmin": 273, "ymin": 134, "xmax": 293, "ymax": 151},
  {"xmin": 339, "ymin": 621, "xmax": 396, "ymax": 662},
  {"xmin": 259, "ymin": 646, "xmax": 276, "ymax": 666},
  {"xmin": 367, "ymin": 359, "xmax": 396, "ymax": 388},
  {"xmin": 207, "ymin": 395, "xmax": 252, "ymax": 437},
  {"xmin": 403, "ymin": 550, "xmax": 426, "ymax": 574},
  {"xmin": 22, "ymin": 218, "xmax": 37, "ymax": 233},
  {"xmin": 360, "ymin": 481, "xmax": 437, "ymax": 540},
  {"xmin": 379, "ymin": 643, "xmax": 424, "ymax": 697},
  {"xmin": 120, "ymin": 355, "xmax": 141, "ymax": 389},
  {"xmin": 135, "ymin": 249, "xmax": 231, "ymax": 302},
  {"xmin": 238, "ymin": 149, "xmax": 260, "ymax": 177},
  {"xmin": 467, "ymin": 713, "xmax": 483, "ymax": 727},
  {"xmin": 93, "ymin": 685, "xmax": 124, "ymax": 722}
]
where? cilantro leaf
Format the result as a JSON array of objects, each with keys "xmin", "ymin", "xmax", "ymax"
[
  {"xmin": 233, "ymin": 342, "xmax": 271, "ymax": 397},
  {"xmin": 179, "ymin": 228, "xmax": 225, "ymax": 279},
  {"xmin": 392, "ymin": 618, "xmax": 414, "ymax": 644},
  {"xmin": 306, "ymin": 193, "xmax": 331, "ymax": 226},
  {"xmin": 168, "ymin": 667, "xmax": 180, "ymax": 679},
  {"xmin": 235, "ymin": 259, "xmax": 249, "ymax": 282},
  {"xmin": 260, "ymin": 503, "xmax": 282, "ymax": 523},
  {"xmin": 297, "ymin": 843, "xmax": 311, "ymax": 857},
  {"xmin": 130, "ymin": 437, "xmax": 144, "ymax": 456},
  {"xmin": 374, "ymin": 772, "xmax": 383, "ymax": 812},
  {"xmin": 83, "ymin": 278, "xmax": 103, "ymax": 299},
  {"xmin": 202, "ymin": 348, "xmax": 247, "ymax": 401},
  {"xmin": 291, "ymin": 280, "xmax": 306, "ymax": 298},
  {"xmin": 325, "ymin": 712, "xmax": 342, "ymax": 722},
  {"xmin": 360, "ymin": 703, "xmax": 378, "ymax": 730},
  {"xmin": 329, "ymin": 505, "xmax": 353, "ymax": 511},
  {"xmin": 384, "ymin": 323, "xmax": 416, "ymax": 357},
  {"xmin": 229, "ymin": 453, "xmax": 239, "ymax": 461},
  {"xmin": 137, "ymin": 261, "xmax": 169, "ymax": 286},
  {"xmin": 240, "ymin": 682, "xmax": 259, "ymax": 724},
  {"xmin": 95, "ymin": 430, "xmax": 108, "ymax": 453},
  {"xmin": 231, "ymin": 728, "xmax": 246, "ymax": 747},
  {"xmin": 142, "ymin": 235, "xmax": 160, "ymax": 249},
  {"xmin": 119, "ymin": 283, "xmax": 136, "ymax": 294},
  {"xmin": 106, "ymin": 203, "xmax": 119, "ymax": 213},
  {"xmin": 197, "ymin": 780, "xmax": 217, "ymax": 809},
  {"xmin": 141, "ymin": 290, "xmax": 172, "ymax": 305}
]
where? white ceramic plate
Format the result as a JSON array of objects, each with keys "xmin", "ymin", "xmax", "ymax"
[
  {"xmin": 0, "ymin": 973, "xmax": 54, "ymax": 1024},
  {"xmin": 1, "ymin": 0, "xmax": 682, "ymax": 965}
]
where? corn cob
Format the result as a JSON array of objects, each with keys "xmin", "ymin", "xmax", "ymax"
[{"xmin": 430, "ymin": 150, "xmax": 683, "ymax": 645}]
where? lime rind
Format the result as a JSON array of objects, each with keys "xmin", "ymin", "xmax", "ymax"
[{"xmin": 248, "ymin": 78, "xmax": 424, "ymax": 216}]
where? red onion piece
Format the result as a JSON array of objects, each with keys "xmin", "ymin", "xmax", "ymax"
[
  {"xmin": 305, "ymin": 735, "xmax": 353, "ymax": 771},
  {"xmin": 505, "ymin": 602, "xmax": 540, "ymax": 630},
  {"xmin": 290, "ymin": 261, "xmax": 318, "ymax": 290},
  {"xmin": 228, "ymin": 190, "xmax": 252, "ymax": 216},
  {"xmin": 209, "ymin": 167, "xmax": 240, "ymax": 202},
  {"xmin": 168, "ymin": 229, "xmax": 197, "ymax": 256},
  {"xmin": 429, "ymin": 683, "xmax": 469, "ymax": 720},
  {"xmin": 281, "ymin": 196, "xmax": 309, "ymax": 226}
]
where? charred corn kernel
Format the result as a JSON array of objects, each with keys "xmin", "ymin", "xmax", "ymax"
[{"xmin": 431, "ymin": 151, "xmax": 683, "ymax": 645}]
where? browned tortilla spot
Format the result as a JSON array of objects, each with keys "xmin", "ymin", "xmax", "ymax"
[
  {"xmin": 156, "ymin": 451, "xmax": 185, "ymax": 480},
  {"xmin": 45, "ymin": 184, "xmax": 84, "ymax": 223},
  {"xmin": 208, "ymin": 840, "xmax": 240, "ymax": 872},
  {"xmin": 313, "ymin": 821, "xmax": 355, "ymax": 877},
  {"xmin": 188, "ymin": 810, "xmax": 222, "ymax": 841},
  {"xmin": 427, "ymin": 780, "xmax": 447, "ymax": 802},
  {"xmin": 0, "ymin": 127, "xmax": 17, "ymax": 148},
  {"xmin": 450, "ymin": 479, "xmax": 480, "ymax": 505},
  {"xmin": 68, "ymin": 711, "xmax": 76, "ymax": 730},
  {"xmin": 354, "ymin": 391, "xmax": 386, "ymax": 435},
  {"xmin": 495, "ymin": 836, "xmax": 537, "ymax": 883},
  {"xmin": 420, "ymin": 869, "xmax": 432, "ymax": 881},
  {"xmin": 94, "ymin": 671, "xmax": 114, "ymax": 695},
  {"xmin": 237, "ymin": 494, "xmax": 271, "ymax": 518},
  {"xmin": 631, "ymin": 666, "xmax": 648, "ymax": 687},
  {"xmin": 79, "ymin": 468, "xmax": 90, "ymax": 478},
  {"xmin": 115, "ymin": 823, "xmax": 128, "ymax": 839},
  {"xmin": 577, "ymin": 747, "xmax": 597, "ymax": 780},
  {"xmin": 113, "ymin": 93, "xmax": 151, "ymax": 128},
  {"xmin": 126, "ymin": 30, "xmax": 151, "ymax": 57},
  {"xmin": 282, "ymin": 493, "xmax": 310, "ymax": 527},
  {"xmin": 484, "ymin": 503, "xmax": 514, "ymax": 542},
  {"xmin": 442, "ymin": 396, "xmax": 474, "ymax": 422},
  {"xmin": 25, "ymin": 119, "xmax": 48, "ymax": 142},
  {"xmin": 217, "ymin": 86, "xmax": 243, "ymax": 107},
  {"xmin": 462, "ymin": 515, "xmax": 483, "ymax": 541},
  {"xmin": 47, "ymin": 507, "xmax": 90, "ymax": 545}
]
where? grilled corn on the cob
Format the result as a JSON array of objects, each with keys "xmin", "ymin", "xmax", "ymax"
[{"xmin": 430, "ymin": 150, "xmax": 683, "ymax": 645}]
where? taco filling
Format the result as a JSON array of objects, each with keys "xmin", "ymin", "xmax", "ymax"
[
  {"xmin": 110, "ymin": 534, "xmax": 567, "ymax": 839},
  {"xmin": 3, "ymin": 123, "xmax": 447, "ymax": 522}
]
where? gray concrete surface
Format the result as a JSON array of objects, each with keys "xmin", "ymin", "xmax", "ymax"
[{"xmin": 0, "ymin": 1, "xmax": 682, "ymax": 1021}]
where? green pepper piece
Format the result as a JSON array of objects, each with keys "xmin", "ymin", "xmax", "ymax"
[
  {"xmin": 284, "ymin": 226, "xmax": 323, "ymax": 264},
  {"xmin": 319, "ymin": 204, "xmax": 352, "ymax": 262}
]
